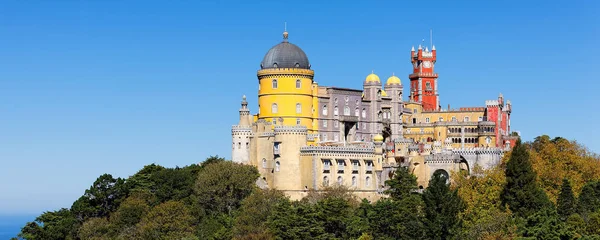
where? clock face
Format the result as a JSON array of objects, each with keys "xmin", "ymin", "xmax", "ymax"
[{"xmin": 423, "ymin": 61, "xmax": 432, "ymax": 68}]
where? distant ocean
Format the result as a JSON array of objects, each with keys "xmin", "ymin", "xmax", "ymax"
[{"xmin": 0, "ymin": 215, "xmax": 36, "ymax": 240}]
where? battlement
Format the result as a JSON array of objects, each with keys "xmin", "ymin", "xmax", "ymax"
[
  {"xmin": 231, "ymin": 125, "xmax": 253, "ymax": 135},
  {"xmin": 452, "ymin": 147, "xmax": 505, "ymax": 155},
  {"xmin": 425, "ymin": 153, "xmax": 460, "ymax": 164},
  {"xmin": 274, "ymin": 125, "xmax": 308, "ymax": 134},
  {"xmin": 300, "ymin": 145, "xmax": 375, "ymax": 156},
  {"xmin": 485, "ymin": 100, "xmax": 499, "ymax": 106},
  {"xmin": 257, "ymin": 68, "xmax": 315, "ymax": 78},
  {"xmin": 307, "ymin": 133, "xmax": 320, "ymax": 141}
]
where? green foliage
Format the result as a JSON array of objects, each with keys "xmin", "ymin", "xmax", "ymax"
[
  {"xmin": 502, "ymin": 139, "xmax": 551, "ymax": 218},
  {"xmin": 78, "ymin": 217, "xmax": 110, "ymax": 240},
  {"xmin": 194, "ymin": 160, "xmax": 259, "ymax": 215},
  {"xmin": 557, "ymin": 178, "xmax": 577, "ymax": 220},
  {"xmin": 578, "ymin": 181, "xmax": 600, "ymax": 219},
  {"xmin": 384, "ymin": 167, "xmax": 419, "ymax": 201},
  {"xmin": 71, "ymin": 174, "xmax": 128, "ymax": 221},
  {"xmin": 422, "ymin": 172, "xmax": 465, "ymax": 240},
  {"xmin": 233, "ymin": 188, "xmax": 286, "ymax": 239},
  {"xmin": 110, "ymin": 196, "xmax": 150, "ymax": 229},
  {"xmin": 18, "ymin": 208, "xmax": 78, "ymax": 240},
  {"xmin": 268, "ymin": 200, "xmax": 328, "ymax": 240},
  {"xmin": 136, "ymin": 201, "xmax": 195, "ymax": 240},
  {"xmin": 520, "ymin": 207, "xmax": 573, "ymax": 240}
]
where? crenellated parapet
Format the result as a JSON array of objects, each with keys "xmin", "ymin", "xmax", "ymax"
[
  {"xmin": 300, "ymin": 146, "xmax": 375, "ymax": 158},
  {"xmin": 274, "ymin": 125, "xmax": 308, "ymax": 135},
  {"xmin": 425, "ymin": 154, "xmax": 460, "ymax": 164},
  {"xmin": 452, "ymin": 147, "xmax": 505, "ymax": 155},
  {"xmin": 232, "ymin": 125, "xmax": 253, "ymax": 135}
]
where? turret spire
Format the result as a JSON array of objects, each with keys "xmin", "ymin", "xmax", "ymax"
[{"xmin": 282, "ymin": 22, "xmax": 288, "ymax": 42}]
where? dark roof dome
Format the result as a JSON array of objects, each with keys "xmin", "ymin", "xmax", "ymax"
[{"xmin": 260, "ymin": 31, "xmax": 310, "ymax": 69}]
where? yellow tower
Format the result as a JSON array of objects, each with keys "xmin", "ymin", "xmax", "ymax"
[{"xmin": 257, "ymin": 30, "xmax": 315, "ymax": 132}]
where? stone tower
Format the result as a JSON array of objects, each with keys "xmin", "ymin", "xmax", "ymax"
[
  {"xmin": 231, "ymin": 96, "xmax": 252, "ymax": 164},
  {"xmin": 384, "ymin": 74, "xmax": 404, "ymax": 140},
  {"xmin": 409, "ymin": 44, "xmax": 439, "ymax": 111}
]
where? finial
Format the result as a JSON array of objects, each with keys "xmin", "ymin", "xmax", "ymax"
[
  {"xmin": 432, "ymin": 45, "xmax": 436, "ymax": 51},
  {"xmin": 425, "ymin": 46, "xmax": 429, "ymax": 52},
  {"xmin": 411, "ymin": 46, "xmax": 415, "ymax": 51},
  {"xmin": 282, "ymin": 22, "xmax": 288, "ymax": 42},
  {"xmin": 242, "ymin": 95, "xmax": 246, "ymax": 101},
  {"xmin": 392, "ymin": 72, "xmax": 395, "ymax": 76},
  {"xmin": 418, "ymin": 44, "xmax": 422, "ymax": 50},
  {"xmin": 371, "ymin": 70, "xmax": 374, "ymax": 74}
]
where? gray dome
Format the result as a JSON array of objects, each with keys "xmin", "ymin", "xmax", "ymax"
[{"xmin": 260, "ymin": 32, "xmax": 310, "ymax": 69}]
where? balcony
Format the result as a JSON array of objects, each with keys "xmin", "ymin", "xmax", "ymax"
[{"xmin": 339, "ymin": 115, "xmax": 359, "ymax": 122}]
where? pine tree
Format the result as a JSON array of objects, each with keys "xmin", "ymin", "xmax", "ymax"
[
  {"xmin": 501, "ymin": 139, "xmax": 551, "ymax": 218},
  {"xmin": 422, "ymin": 172, "xmax": 465, "ymax": 240},
  {"xmin": 384, "ymin": 166, "xmax": 419, "ymax": 201},
  {"xmin": 557, "ymin": 178, "xmax": 576, "ymax": 220}
]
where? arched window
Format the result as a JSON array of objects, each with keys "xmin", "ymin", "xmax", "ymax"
[
  {"xmin": 464, "ymin": 116, "xmax": 470, "ymax": 122},
  {"xmin": 362, "ymin": 109, "xmax": 366, "ymax": 118},
  {"xmin": 365, "ymin": 176, "xmax": 371, "ymax": 187},
  {"xmin": 323, "ymin": 176, "xmax": 329, "ymax": 187},
  {"xmin": 272, "ymin": 79, "xmax": 278, "ymax": 89},
  {"xmin": 275, "ymin": 161, "xmax": 280, "ymax": 172},
  {"xmin": 344, "ymin": 106, "xmax": 350, "ymax": 116},
  {"xmin": 296, "ymin": 103, "xmax": 302, "ymax": 114},
  {"xmin": 352, "ymin": 176, "xmax": 357, "ymax": 187},
  {"xmin": 337, "ymin": 176, "xmax": 343, "ymax": 185},
  {"xmin": 272, "ymin": 103, "xmax": 278, "ymax": 113},
  {"xmin": 378, "ymin": 111, "xmax": 382, "ymax": 120},
  {"xmin": 262, "ymin": 158, "xmax": 267, "ymax": 168},
  {"xmin": 323, "ymin": 105, "xmax": 328, "ymax": 115},
  {"xmin": 296, "ymin": 79, "xmax": 301, "ymax": 89},
  {"xmin": 486, "ymin": 136, "xmax": 492, "ymax": 144},
  {"xmin": 377, "ymin": 90, "xmax": 381, "ymax": 97},
  {"xmin": 355, "ymin": 108, "xmax": 359, "ymax": 117},
  {"xmin": 334, "ymin": 106, "xmax": 339, "ymax": 116},
  {"xmin": 238, "ymin": 142, "xmax": 241, "ymax": 149}
]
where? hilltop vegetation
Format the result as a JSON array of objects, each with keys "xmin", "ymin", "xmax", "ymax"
[{"xmin": 14, "ymin": 135, "xmax": 600, "ymax": 240}]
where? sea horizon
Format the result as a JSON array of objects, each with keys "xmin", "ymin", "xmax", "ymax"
[{"xmin": 0, "ymin": 214, "xmax": 37, "ymax": 240}]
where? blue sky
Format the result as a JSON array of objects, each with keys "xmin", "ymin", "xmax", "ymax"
[{"xmin": 0, "ymin": 0, "xmax": 598, "ymax": 214}]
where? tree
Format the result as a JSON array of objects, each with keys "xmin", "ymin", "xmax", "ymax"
[
  {"xmin": 314, "ymin": 197, "xmax": 354, "ymax": 239},
  {"xmin": 194, "ymin": 161, "xmax": 259, "ymax": 215},
  {"xmin": 422, "ymin": 172, "xmax": 465, "ymax": 240},
  {"xmin": 71, "ymin": 174, "xmax": 128, "ymax": 221},
  {"xmin": 384, "ymin": 167, "xmax": 419, "ymax": 201},
  {"xmin": 520, "ymin": 207, "xmax": 573, "ymax": 240},
  {"xmin": 557, "ymin": 178, "xmax": 577, "ymax": 220},
  {"xmin": 577, "ymin": 181, "xmax": 600, "ymax": 219},
  {"xmin": 501, "ymin": 139, "xmax": 551, "ymax": 218},
  {"xmin": 232, "ymin": 189, "xmax": 287, "ymax": 239},
  {"xmin": 18, "ymin": 208, "xmax": 78, "ymax": 240},
  {"xmin": 268, "ymin": 200, "xmax": 328, "ymax": 239},
  {"xmin": 136, "ymin": 201, "xmax": 195, "ymax": 240},
  {"xmin": 110, "ymin": 196, "xmax": 150, "ymax": 230},
  {"xmin": 453, "ymin": 166, "xmax": 517, "ymax": 239},
  {"xmin": 78, "ymin": 217, "xmax": 110, "ymax": 240}
]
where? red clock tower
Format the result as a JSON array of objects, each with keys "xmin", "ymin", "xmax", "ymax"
[{"xmin": 409, "ymin": 45, "xmax": 439, "ymax": 111}]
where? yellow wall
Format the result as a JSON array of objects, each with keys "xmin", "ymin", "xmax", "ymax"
[{"xmin": 257, "ymin": 68, "xmax": 315, "ymax": 131}]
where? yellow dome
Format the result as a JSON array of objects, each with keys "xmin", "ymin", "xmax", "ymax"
[
  {"xmin": 373, "ymin": 134, "xmax": 384, "ymax": 142},
  {"xmin": 365, "ymin": 73, "xmax": 380, "ymax": 83},
  {"xmin": 381, "ymin": 90, "xmax": 388, "ymax": 97},
  {"xmin": 386, "ymin": 75, "xmax": 401, "ymax": 85}
]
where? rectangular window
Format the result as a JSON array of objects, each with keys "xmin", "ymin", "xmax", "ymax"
[
  {"xmin": 334, "ymin": 134, "xmax": 339, "ymax": 141},
  {"xmin": 296, "ymin": 118, "xmax": 301, "ymax": 125},
  {"xmin": 478, "ymin": 116, "xmax": 483, "ymax": 121},
  {"xmin": 439, "ymin": 117, "xmax": 443, "ymax": 122},
  {"xmin": 323, "ymin": 159, "xmax": 331, "ymax": 172},
  {"xmin": 426, "ymin": 82, "xmax": 432, "ymax": 90},
  {"xmin": 426, "ymin": 117, "xmax": 430, "ymax": 123},
  {"xmin": 464, "ymin": 117, "xmax": 470, "ymax": 122},
  {"xmin": 451, "ymin": 116, "xmax": 457, "ymax": 122},
  {"xmin": 334, "ymin": 120, "xmax": 338, "ymax": 128},
  {"xmin": 337, "ymin": 159, "xmax": 345, "ymax": 173},
  {"xmin": 272, "ymin": 119, "xmax": 277, "ymax": 125},
  {"xmin": 323, "ymin": 120, "xmax": 327, "ymax": 127}
]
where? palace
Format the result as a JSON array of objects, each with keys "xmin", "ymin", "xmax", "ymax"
[{"xmin": 231, "ymin": 30, "xmax": 518, "ymax": 201}]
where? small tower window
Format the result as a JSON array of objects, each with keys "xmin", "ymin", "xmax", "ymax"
[
  {"xmin": 451, "ymin": 116, "xmax": 457, "ymax": 122},
  {"xmin": 323, "ymin": 105, "xmax": 328, "ymax": 116},
  {"xmin": 355, "ymin": 108, "xmax": 359, "ymax": 117},
  {"xmin": 296, "ymin": 118, "xmax": 301, "ymax": 125},
  {"xmin": 296, "ymin": 103, "xmax": 302, "ymax": 114},
  {"xmin": 296, "ymin": 79, "xmax": 301, "ymax": 89},
  {"xmin": 262, "ymin": 158, "xmax": 267, "ymax": 168},
  {"xmin": 362, "ymin": 108, "xmax": 366, "ymax": 118},
  {"xmin": 272, "ymin": 119, "xmax": 277, "ymax": 125},
  {"xmin": 337, "ymin": 176, "xmax": 343, "ymax": 185},
  {"xmin": 352, "ymin": 176, "xmax": 357, "ymax": 187},
  {"xmin": 323, "ymin": 176, "xmax": 329, "ymax": 187},
  {"xmin": 426, "ymin": 117, "xmax": 430, "ymax": 123},
  {"xmin": 377, "ymin": 90, "xmax": 382, "ymax": 97},
  {"xmin": 275, "ymin": 161, "xmax": 280, "ymax": 172},
  {"xmin": 334, "ymin": 120, "xmax": 338, "ymax": 128},
  {"xmin": 344, "ymin": 106, "xmax": 350, "ymax": 116},
  {"xmin": 334, "ymin": 98, "xmax": 338, "ymax": 103},
  {"xmin": 366, "ymin": 176, "xmax": 371, "ymax": 187},
  {"xmin": 323, "ymin": 120, "xmax": 327, "ymax": 127},
  {"xmin": 272, "ymin": 79, "xmax": 278, "ymax": 89},
  {"xmin": 334, "ymin": 106, "xmax": 339, "ymax": 116},
  {"xmin": 464, "ymin": 117, "xmax": 470, "ymax": 122},
  {"xmin": 272, "ymin": 103, "xmax": 278, "ymax": 114},
  {"xmin": 426, "ymin": 82, "xmax": 432, "ymax": 90},
  {"xmin": 246, "ymin": 142, "xmax": 249, "ymax": 149},
  {"xmin": 238, "ymin": 142, "xmax": 241, "ymax": 149}
]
